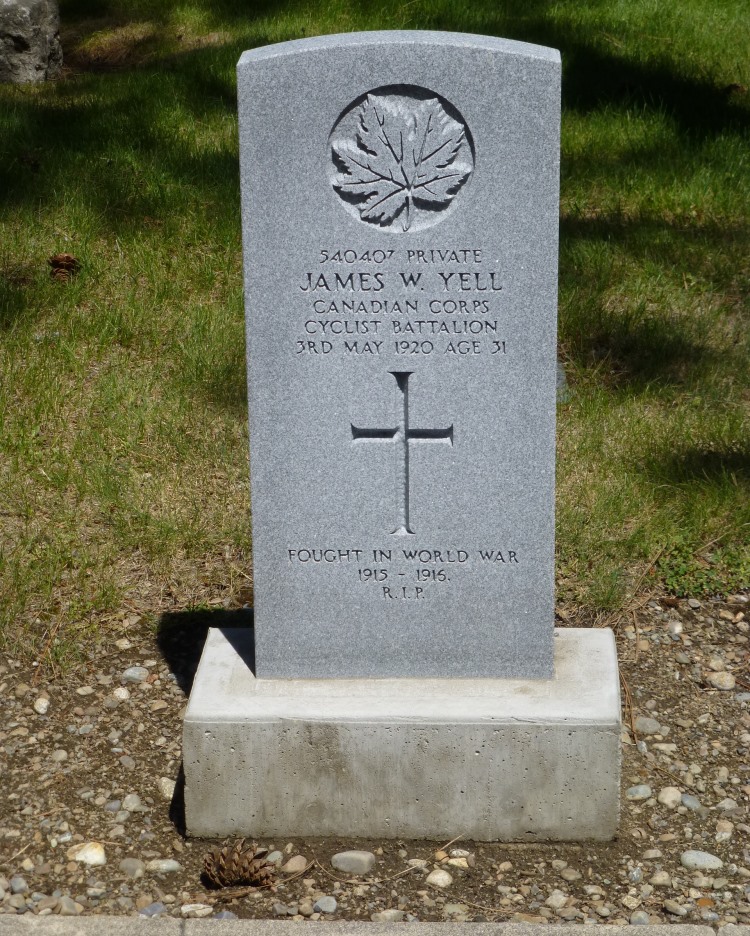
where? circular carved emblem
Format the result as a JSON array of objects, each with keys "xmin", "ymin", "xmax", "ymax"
[{"xmin": 329, "ymin": 85, "xmax": 474, "ymax": 233}]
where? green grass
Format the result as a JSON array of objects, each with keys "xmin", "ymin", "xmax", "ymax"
[{"xmin": 1, "ymin": 0, "xmax": 748, "ymax": 662}]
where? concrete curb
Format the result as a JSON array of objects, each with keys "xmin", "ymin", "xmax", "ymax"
[{"xmin": 0, "ymin": 920, "xmax": 743, "ymax": 935}]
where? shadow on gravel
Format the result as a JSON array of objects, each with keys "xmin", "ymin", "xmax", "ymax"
[{"xmin": 156, "ymin": 606, "xmax": 254, "ymax": 695}]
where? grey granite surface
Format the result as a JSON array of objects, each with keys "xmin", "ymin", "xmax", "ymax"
[{"xmin": 238, "ymin": 32, "xmax": 561, "ymax": 678}]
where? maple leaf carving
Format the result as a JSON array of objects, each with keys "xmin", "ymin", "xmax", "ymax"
[{"xmin": 332, "ymin": 94, "xmax": 473, "ymax": 232}]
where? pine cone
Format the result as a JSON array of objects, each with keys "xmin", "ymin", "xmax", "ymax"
[
  {"xmin": 48, "ymin": 253, "xmax": 81, "ymax": 282},
  {"xmin": 202, "ymin": 839, "xmax": 275, "ymax": 889}
]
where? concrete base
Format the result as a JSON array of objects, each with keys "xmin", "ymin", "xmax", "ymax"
[{"xmin": 183, "ymin": 628, "xmax": 620, "ymax": 841}]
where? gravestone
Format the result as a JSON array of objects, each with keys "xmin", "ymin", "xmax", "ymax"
[{"xmin": 184, "ymin": 31, "xmax": 620, "ymax": 840}]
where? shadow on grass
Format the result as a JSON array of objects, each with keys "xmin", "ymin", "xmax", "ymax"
[
  {"xmin": 641, "ymin": 444, "xmax": 750, "ymax": 488},
  {"xmin": 156, "ymin": 605, "xmax": 253, "ymax": 695}
]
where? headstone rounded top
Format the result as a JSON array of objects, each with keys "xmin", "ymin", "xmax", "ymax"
[{"xmin": 238, "ymin": 31, "xmax": 560, "ymax": 66}]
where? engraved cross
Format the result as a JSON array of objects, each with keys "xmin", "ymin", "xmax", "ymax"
[{"xmin": 351, "ymin": 371, "xmax": 453, "ymax": 536}]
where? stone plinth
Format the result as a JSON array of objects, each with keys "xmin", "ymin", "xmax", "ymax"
[{"xmin": 184, "ymin": 627, "xmax": 620, "ymax": 841}]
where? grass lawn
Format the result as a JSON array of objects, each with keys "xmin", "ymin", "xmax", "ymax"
[{"xmin": 0, "ymin": 0, "xmax": 748, "ymax": 666}]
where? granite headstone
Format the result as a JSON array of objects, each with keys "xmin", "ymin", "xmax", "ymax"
[
  {"xmin": 184, "ymin": 31, "xmax": 621, "ymax": 841},
  {"xmin": 238, "ymin": 31, "xmax": 560, "ymax": 678}
]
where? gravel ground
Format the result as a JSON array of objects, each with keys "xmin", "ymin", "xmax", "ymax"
[{"xmin": 1, "ymin": 590, "xmax": 749, "ymax": 925}]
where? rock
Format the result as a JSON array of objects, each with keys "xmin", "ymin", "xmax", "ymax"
[
  {"xmin": 138, "ymin": 902, "xmax": 167, "ymax": 918},
  {"xmin": 643, "ymin": 849, "xmax": 663, "ymax": 860},
  {"xmin": 664, "ymin": 899, "xmax": 688, "ymax": 917},
  {"xmin": 118, "ymin": 858, "xmax": 145, "ymax": 879},
  {"xmin": 156, "ymin": 777, "xmax": 175, "ymax": 800},
  {"xmin": 649, "ymin": 871, "xmax": 672, "ymax": 887},
  {"xmin": 331, "ymin": 850, "xmax": 376, "ymax": 874},
  {"xmin": 121, "ymin": 793, "xmax": 145, "ymax": 811},
  {"xmin": 681, "ymin": 850, "xmax": 723, "ymax": 871},
  {"xmin": 0, "ymin": 0, "xmax": 62, "ymax": 84},
  {"xmin": 688, "ymin": 598, "xmax": 701, "ymax": 609},
  {"xmin": 121, "ymin": 666, "xmax": 149, "ymax": 684},
  {"xmin": 76, "ymin": 685, "xmax": 95, "ymax": 696},
  {"xmin": 372, "ymin": 909, "xmax": 405, "ymax": 921},
  {"xmin": 112, "ymin": 687, "xmax": 130, "ymax": 701},
  {"xmin": 626, "ymin": 784, "xmax": 652, "ymax": 801},
  {"xmin": 9, "ymin": 876, "xmax": 27, "ymax": 894},
  {"xmin": 657, "ymin": 786, "xmax": 682, "ymax": 809},
  {"xmin": 57, "ymin": 895, "xmax": 83, "ymax": 916},
  {"xmin": 707, "ymin": 672, "xmax": 736, "ymax": 691},
  {"xmin": 66, "ymin": 842, "xmax": 106, "ymax": 866},
  {"xmin": 280, "ymin": 854, "xmax": 308, "ymax": 874},
  {"xmin": 446, "ymin": 856, "xmax": 469, "ymax": 869},
  {"xmin": 407, "ymin": 858, "xmax": 429, "ymax": 869},
  {"xmin": 561, "ymin": 867, "xmax": 581, "ymax": 881},
  {"xmin": 214, "ymin": 911, "xmax": 239, "ymax": 920},
  {"xmin": 33, "ymin": 697, "xmax": 49, "ymax": 715},
  {"xmin": 545, "ymin": 889, "xmax": 568, "ymax": 909},
  {"xmin": 266, "ymin": 851, "xmax": 283, "ymax": 866},
  {"xmin": 313, "ymin": 896, "xmax": 337, "ymax": 914},
  {"xmin": 50, "ymin": 749, "xmax": 67, "ymax": 762},
  {"xmin": 717, "ymin": 798, "xmax": 738, "ymax": 811},
  {"xmin": 630, "ymin": 910, "xmax": 651, "ymax": 925},
  {"xmin": 273, "ymin": 902, "xmax": 292, "ymax": 916},
  {"xmin": 682, "ymin": 794, "xmax": 703, "ymax": 811},
  {"xmin": 635, "ymin": 716, "xmax": 661, "ymax": 735},
  {"xmin": 181, "ymin": 903, "xmax": 213, "ymax": 918},
  {"xmin": 426, "ymin": 868, "xmax": 453, "ymax": 888},
  {"xmin": 119, "ymin": 755, "xmax": 135, "ymax": 770},
  {"xmin": 146, "ymin": 859, "xmax": 181, "ymax": 874}
]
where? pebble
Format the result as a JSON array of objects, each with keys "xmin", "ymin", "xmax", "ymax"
[
  {"xmin": 681, "ymin": 794, "xmax": 703, "ymax": 811},
  {"xmin": 9, "ymin": 876, "xmax": 27, "ymax": 894},
  {"xmin": 122, "ymin": 793, "xmax": 145, "ymax": 811},
  {"xmin": 649, "ymin": 871, "xmax": 672, "ymax": 887},
  {"xmin": 58, "ymin": 895, "xmax": 84, "ymax": 916},
  {"xmin": 138, "ymin": 902, "xmax": 167, "ymax": 918},
  {"xmin": 331, "ymin": 850, "xmax": 376, "ymax": 874},
  {"xmin": 313, "ymin": 896, "xmax": 337, "ymax": 914},
  {"xmin": 707, "ymin": 672, "xmax": 736, "ymax": 690},
  {"xmin": 681, "ymin": 850, "xmax": 723, "ymax": 871},
  {"xmin": 280, "ymin": 855, "xmax": 308, "ymax": 874},
  {"xmin": 626, "ymin": 784, "xmax": 652, "ymax": 801},
  {"xmin": 119, "ymin": 858, "xmax": 145, "ymax": 879},
  {"xmin": 146, "ymin": 859, "xmax": 181, "ymax": 874},
  {"xmin": 630, "ymin": 910, "xmax": 651, "ymax": 925},
  {"xmin": 50, "ymin": 749, "xmax": 68, "ymax": 762},
  {"xmin": 156, "ymin": 777, "xmax": 175, "ymax": 800},
  {"xmin": 407, "ymin": 858, "xmax": 429, "ymax": 869},
  {"xmin": 112, "ymin": 687, "xmax": 130, "ymax": 701},
  {"xmin": 545, "ymin": 889, "xmax": 568, "ymax": 909},
  {"xmin": 122, "ymin": 666, "xmax": 149, "ymax": 683},
  {"xmin": 372, "ymin": 908, "xmax": 405, "ymax": 921},
  {"xmin": 33, "ymin": 697, "xmax": 50, "ymax": 715},
  {"xmin": 426, "ymin": 869, "xmax": 453, "ymax": 888},
  {"xmin": 76, "ymin": 686, "xmax": 95, "ymax": 696},
  {"xmin": 66, "ymin": 843, "xmax": 106, "ymax": 866},
  {"xmin": 119, "ymin": 755, "xmax": 136, "ymax": 770},
  {"xmin": 635, "ymin": 716, "xmax": 661, "ymax": 735},
  {"xmin": 664, "ymin": 899, "xmax": 688, "ymax": 917},
  {"xmin": 181, "ymin": 903, "xmax": 213, "ymax": 918},
  {"xmin": 657, "ymin": 786, "xmax": 682, "ymax": 809}
]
